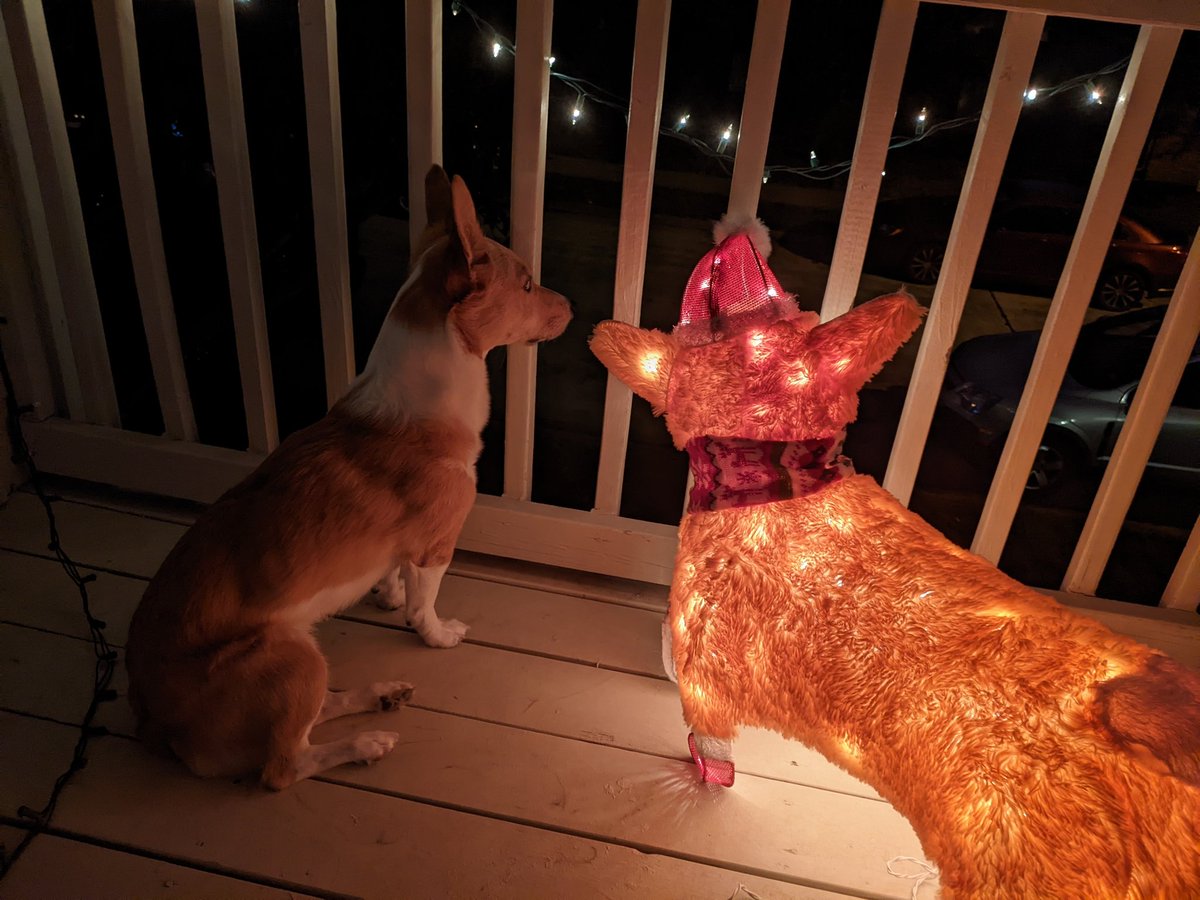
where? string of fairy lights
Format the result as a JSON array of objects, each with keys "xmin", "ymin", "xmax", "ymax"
[{"xmin": 451, "ymin": 0, "xmax": 1132, "ymax": 184}]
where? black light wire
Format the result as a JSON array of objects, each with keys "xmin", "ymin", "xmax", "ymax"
[{"xmin": 0, "ymin": 318, "xmax": 117, "ymax": 878}]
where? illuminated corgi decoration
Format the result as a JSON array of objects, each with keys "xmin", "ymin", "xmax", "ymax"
[{"xmin": 590, "ymin": 215, "xmax": 1200, "ymax": 899}]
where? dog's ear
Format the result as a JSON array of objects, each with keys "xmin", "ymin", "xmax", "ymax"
[
  {"xmin": 425, "ymin": 165, "xmax": 453, "ymax": 228},
  {"xmin": 450, "ymin": 175, "xmax": 489, "ymax": 271},
  {"xmin": 808, "ymin": 292, "xmax": 925, "ymax": 390},
  {"xmin": 590, "ymin": 322, "xmax": 679, "ymax": 414}
]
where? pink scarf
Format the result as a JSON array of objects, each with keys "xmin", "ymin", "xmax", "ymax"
[{"xmin": 685, "ymin": 433, "xmax": 852, "ymax": 513}]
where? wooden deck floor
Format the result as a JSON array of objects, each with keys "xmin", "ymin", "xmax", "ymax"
[{"xmin": 1, "ymin": 490, "xmax": 1197, "ymax": 899}]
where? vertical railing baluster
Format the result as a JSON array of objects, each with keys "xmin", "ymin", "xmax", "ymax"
[
  {"xmin": 5, "ymin": 0, "xmax": 119, "ymax": 425},
  {"xmin": 592, "ymin": 0, "xmax": 671, "ymax": 517},
  {"xmin": 300, "ymin": 0, "xmax": 355, "ymax": 406},
  {"xmin": 504, "ymin": 0, "xmax": 552, "ymax": 501},
  {"xmin": 93, "ymin": 0, "xmax": 197, "ymax": 440},
  {"xmin": 195, "ymin": 0, "xmax": 278, "ymax": 453},
  {"xmin": 971, "ymin": 25, "xmax": 1182, "ymax": 564}
]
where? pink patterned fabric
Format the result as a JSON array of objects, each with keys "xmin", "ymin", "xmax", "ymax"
[
  {"xmin": 674, "ymin": 232, "xmax": 800, "ymax": 347},
  {"xmin": 688, "ymin": 733, "xmax": 735, "ymax": 786},
  {"xmin": 685, "ymin": 432, "xmax": 852, "ymax": 513}
]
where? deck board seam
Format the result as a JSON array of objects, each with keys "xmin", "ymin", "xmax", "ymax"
[
  {"xmin": 0, "ymin": 546, "xmax": 672, "ymax": 678},
  {"xmin": 12, "ymin": 490, "xmax": 672, "ymax": 611},
  {"xmin": 308, "ymin": 772, "xmax": 876, "ymax": 899},
  {"xmin": 0, "ymin": 818, "xmax": 346, "ymax": 899}
]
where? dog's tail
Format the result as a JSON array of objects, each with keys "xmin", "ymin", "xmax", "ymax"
[{"xmin": 1095, "ymin": 654, "xmax": 1200, "ymax": 787}]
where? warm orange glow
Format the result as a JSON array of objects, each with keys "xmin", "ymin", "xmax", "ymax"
[
  {"xmin": 591, "ymin": 286, "xmax": 1200, "ymax": 898},
  {"xmin": 837, "ymin": 735, "xmax": 863, "ymax": 763},
  {"xmin": 641, "ymin": 353, "xmax": 661, "ymax": 376}
]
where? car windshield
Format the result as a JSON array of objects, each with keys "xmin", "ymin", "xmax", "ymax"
[{"xmin": 1068, "ymin": 309, "xmax": 1163, "ymax": 390}]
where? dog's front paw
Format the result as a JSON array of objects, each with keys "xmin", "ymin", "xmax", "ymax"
[
  {"xmin": 372, "ymin": 680, "xmax": 415, "ymax": 711},
  {"xmin": 420, "ymin": 618, "xmax": 469, "ymax": 649},
  {"xmin": 352, "ymin": 730, "xmax": 400, "ymax": 764}
]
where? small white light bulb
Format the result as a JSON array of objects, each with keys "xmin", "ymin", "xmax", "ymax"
[
  {"xmin": 492, "ymin": 41, "xmax": 501, "ymax": 58},
  {"xmin": 548, "ymin": 55, "xmax": 556, "ymax": 67},
  {"xmin": 1025, "ymin": 87, "xmax": 1038, "ymax": 101}
]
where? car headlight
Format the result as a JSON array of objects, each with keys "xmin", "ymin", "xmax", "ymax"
[{"xmin": 953, "ymin": 381, "xmax": 1000, "ymax": 415}]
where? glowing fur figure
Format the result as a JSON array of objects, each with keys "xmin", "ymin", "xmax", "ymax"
[{"xmin": 590, "ymin": 218, "xmax": 1200, "ymax": 898}]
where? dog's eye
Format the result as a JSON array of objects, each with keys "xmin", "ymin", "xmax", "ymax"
[{"xmin": 523, "ymin": 277, "xmax": 533, "ymax": 293}]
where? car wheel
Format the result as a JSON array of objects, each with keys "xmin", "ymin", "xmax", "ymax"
[
  {"xmin": 1094, "ymin": 269, "xmax": 1147, "ymax": 312},
  {"xmin": 1024, "ymin": 430, "xmax": 1085, "ymax": 497},
  {"xmin": 906, "ymin": 243, "xmax": 944, "ymax": 285}
]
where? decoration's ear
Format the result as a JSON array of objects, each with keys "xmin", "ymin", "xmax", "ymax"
[
  {"xmin": 450, "ymin": 175, "xmax": 489, "ymax": 270},
  {"xmin": 590, "ymin": 322, "xmax": 679, "ymax": 414},
  {"xmin": 424, "ymin": 165, "xmax": 453, "ymax": 228},
  {"xmin": 809, "ymin": 292, "xmax": 925, "ymax": 389}
]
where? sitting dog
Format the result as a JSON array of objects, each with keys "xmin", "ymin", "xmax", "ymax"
[
  {"xmin": 126, "ymin": 167, "xmax": 572, "ymax": 790},
  {"xmin": 590, "ymin": 218, "xmax": 1200, "ymax": 897}
]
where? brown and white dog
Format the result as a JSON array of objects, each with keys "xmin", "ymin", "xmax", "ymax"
[
  {"xmin": 590, "ymin": 221, "xmax": 1200, "ymax": 898},
  {"xmin": 126, "ymin": 167, "xmax": 571, "ymax": 790}
]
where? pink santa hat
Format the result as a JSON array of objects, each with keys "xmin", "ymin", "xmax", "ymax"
[{"xmin": 673, "ymin": 215, "xmax": 804, "ymax": 347}]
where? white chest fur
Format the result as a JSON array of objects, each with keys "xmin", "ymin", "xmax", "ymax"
[{"xmin": 344, "ymin": 317, "xmax": 490, "ymax": 443}]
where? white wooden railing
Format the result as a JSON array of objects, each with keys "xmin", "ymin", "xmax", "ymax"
[{"xmin": 0, "ymin": 0, "xmax": 1197, "ymax": 609}]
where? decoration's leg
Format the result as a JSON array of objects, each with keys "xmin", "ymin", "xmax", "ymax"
[
  {"xmin": 403, "ymin": 561, "xmax": 468, "ymax": 648},
  {"xmin": 370, "ymin": 565, "xmax": 405, "ymax": 611},
  {"xmin": 688, "ymin": 732, "xmax": 735, "ymax": 786},
  {"xmin": 661, "ymin": 617, "xmax": 677, "ymax": 683}
]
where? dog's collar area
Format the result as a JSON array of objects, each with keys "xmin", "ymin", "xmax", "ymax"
[{"xmin": 685, "ymin": 432, "xmax": 853, "ymax": 513}]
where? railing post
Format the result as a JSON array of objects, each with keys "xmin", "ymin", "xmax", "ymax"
[
  {"xmin": 300, "ymin": 0, "xmax": 356, "ymax": 406},
  {"xmin": 0, "ymin": 13, "xmax": 60, "ymax": 416},
  {"xmin": 93, "ymin": 0, "xmax": 197, "ymax": 441},
  {"xmin": 504, "ymin": 0, "xmax": 552, "ymax": 502},
  {"xmin": 592, "ymin": 0, "xmax": 671, "ymax": 516},
  {"xmin": 195, "ymin": 0, "xmax": 278, "ymax": 453},
  {"xmin": 1163, "ymin": 516, "xmax": 1200, "ymax": 612},
  {"xmin": 819, "ymin": 0, "xmax": 918, "ymax": 322},
  {"xmin": 882, "ymin": 11, "xmax": 1044, "ymax": 505},
  {"xmin": 5, "ymin": 0, "xmax": 120, "ymax": 426},
  {"xmin": 726, "ymin": 0, "xmax": 790, "ymax": 222},
  {"xmin": 970, "ymin": 25, "xmax": 1182, "ymax": 564},
  {"xmin": 1062, "ymin": 228, "xmax": 1200, "ymax": 596},
  {"xmin": 404, "ymin": 0, "xmax": 443, "ymax": 261}
]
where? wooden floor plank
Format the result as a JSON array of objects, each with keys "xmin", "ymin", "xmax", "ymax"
[
  {"xmin": 4, "ymin": 715, "xmax": 839, "ymax": 900},
  {"xmin": 0, "ymin": 624, "xmax": 107, "ymax": 728},
  {"xmin": 0, "ymin": 835, "xmax": 317, "ymax": 900},
  {"xmin": 0, "ymin": 628, "xmax": 919, "ymax": 893},
  {"xmin": 0, "ymin": 551, "xmax": 136, "ymax": 647},
  {"xmin": 0, "ymin": 493, "xmax": 184, "ymax": 577},
  {"xmin": 42, "ymin": 487, "xmax": 672, "ymax": 612},
  {"xmin": 0, "ymin": 607, "xmax": 885, "ymax": 799},
  {"xmin": 310, "ymin": 707, "xmax": 922, "ymax": 898},
  {"xmin": 0, "ymin": 697, "xmax": 78, "ymax": 828},
  {"xmin": 0, "ymin": 498, "xmax": 669, "ymax": 676}
]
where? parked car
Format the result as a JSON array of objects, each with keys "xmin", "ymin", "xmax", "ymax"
[
  {"xmin": 870, "ymin": 197, "xmax": 1189, "ymax": 311},
  {"xmin": 940, "ymin": 307, "xmax": 1200, "ymax": 492}
]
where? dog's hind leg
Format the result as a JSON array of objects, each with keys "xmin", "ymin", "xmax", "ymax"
[
  {"xmin": 248, "ymin": 631, "xmax": 399, "ymax": 790},
  {"xmin": 370, "ymin": 565, "xmax": 405, "ymax": 611},
  {"xmin": 404, "ymin": 560, "xmax": 468, "ymax": 648},
  {"xmin": 317, "ymin": 681, "xmax": 415, "ymax": 724}
]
